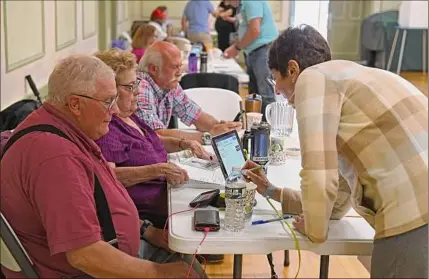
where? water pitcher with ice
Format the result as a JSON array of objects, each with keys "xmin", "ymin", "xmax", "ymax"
[{"xmin": 265, "ymin": 101, "xmax": 294, "ymax": 136}]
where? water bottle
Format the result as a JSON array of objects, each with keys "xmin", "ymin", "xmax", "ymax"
[
  {"xmin": 224, "ymin": 167, "xmax": 247, "ymax": 232},
  {"xmin": 200, "ymin": 51, "xmax": 208, "ymax": 73},
  {"xmin": 250, "ymin": 122, "xmax": 271, "ymax": 172},
  {"xmin": 188, "ymin": 53, "xmax": 198, "ymax": 73}
]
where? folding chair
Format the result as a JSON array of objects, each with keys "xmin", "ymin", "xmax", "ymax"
[{"xmin": 0, "ymin": 213, "xmax": 39, "ymax": 278}]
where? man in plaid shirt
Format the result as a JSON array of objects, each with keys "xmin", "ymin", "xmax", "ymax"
[
  {"xmin": 135, "ymin": 41, "xmax": 242, "ymax": 144},
  {"xmin": 243, "ymin": 25, "xmax": 427, "ymax": 278}
]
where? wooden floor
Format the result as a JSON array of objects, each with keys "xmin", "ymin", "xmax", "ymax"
[
  {"xmin": 206, "ymin": 71, "xmax": 427, "ymax": 278},
  {"xmin": 401, "ymin": 72, "xmax": 428, "ymax": 96}
]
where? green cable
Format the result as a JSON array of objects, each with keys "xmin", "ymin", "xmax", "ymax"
[{"xmin": 265, "ymin": 197, "xmax": 301, "ymax": 278}]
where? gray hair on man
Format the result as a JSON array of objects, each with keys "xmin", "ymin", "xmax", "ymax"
[
  {"xmin": 47, "ymin": 54, "xmax": 115, "ymax": 104},
  {"xmin": 137, "ymin": 47, "xmax": 163, "ymax": 72}
]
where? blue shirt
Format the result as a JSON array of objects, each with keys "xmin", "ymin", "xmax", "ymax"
[
  {"xmin": 238, "ymin": 1, "xmax": 278, "ymax": 54},
  {"xmin": 183, "ymin": 0, "xmax": 214, "ymax": 33}
]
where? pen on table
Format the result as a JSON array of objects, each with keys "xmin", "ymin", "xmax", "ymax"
[{"xmin": 252, "ymin": 215, "xmax": 293, "ymax": 225}]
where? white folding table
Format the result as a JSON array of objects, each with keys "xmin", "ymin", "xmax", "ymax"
[
  {"xmin": 168, "ymin": 126, "xmax": 374, "ymax": 278},
  {"xmin": 182, "ymin": 54, "xmax": 249, "ymax": 85}
]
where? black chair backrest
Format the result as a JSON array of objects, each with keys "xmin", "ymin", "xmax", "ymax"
[{"xmin": 180, "ymin": 73, "xmax": 239, "ymax": 94}]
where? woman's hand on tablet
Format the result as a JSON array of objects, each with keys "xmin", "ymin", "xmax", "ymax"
[{"xmin": 182, "ymin": 140, "xmax": 215, "ymax": 161}]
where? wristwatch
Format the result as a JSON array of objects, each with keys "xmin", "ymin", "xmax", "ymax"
[
  {"xmin": 202, "ymin": 132, "xmax": 212, "ymax": 145},
  {"xmin": 263, "ymin": 182, "xmax": 276, "ymax": 199},
  {"xmin": 140, "ymin": 219, "xmax": 153, "ymax": 239}
]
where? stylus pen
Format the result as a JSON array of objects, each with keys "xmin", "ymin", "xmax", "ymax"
[{"xmin": 252, "ymin": 215, "xmax": 293, "ymax": 225}]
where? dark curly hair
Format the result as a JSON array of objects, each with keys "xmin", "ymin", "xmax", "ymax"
[{"xmin": 268, "ymin": 24, "xmax": 331, "ymax": 77}]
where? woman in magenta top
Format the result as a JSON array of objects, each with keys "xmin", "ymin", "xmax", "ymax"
[
  {"xmin": 95, "ymin": 49, "xmax": 212, "ymax": 228},
  {"xmin": 131, "ymin": 24, "xmax": 158, "ymax": 63}
]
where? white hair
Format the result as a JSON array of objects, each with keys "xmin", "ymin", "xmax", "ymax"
[
  {"xmin": 47, "ymin": 54, "xmax": 115, "ymax": 104},
  {"xmin": 137, "ymin": 48, "xmax": 163, "ymax": 72}
]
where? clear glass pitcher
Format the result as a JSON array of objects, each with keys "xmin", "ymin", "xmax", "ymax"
[{"xmin": 265, "ymin": 101, "xmax": 294, "ymax": 136}]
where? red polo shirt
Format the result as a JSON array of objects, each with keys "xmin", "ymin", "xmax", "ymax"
[{"xmin": 1, "ymin": 103, "xmax": 140, "ymax": 278}]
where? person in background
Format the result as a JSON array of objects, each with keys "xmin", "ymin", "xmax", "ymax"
[
  {"xmin": 136, "ymin": 41, "xmax": 242, "ymax": 145},
  {"xmin": 182, "ymin": 0, "xmax": 218, "ymax": 45},
  {"xmin": 149, "ymin": 6, "xmax": 170, "ymax": 41},
  {"xmin": 242, "ymin": 25, "xmax": 428, "ymax": 279},
  {"xmin": 0, "ymin": 54, "xmax": 199, "ymax": 278},
  {"xmin": 131, "ymin": 24, "xmax": 158, "ymax": 63},
  {"xmin": 95, "ymin": 49, "xmax": 212, "ymax": 230},
  {"xmin": 224, "ymin": 0, "xmax": 277, "ymax": 120},
  {"xmin": 214, "ymin": 0, "xmax": 238, "ymax": 51}
]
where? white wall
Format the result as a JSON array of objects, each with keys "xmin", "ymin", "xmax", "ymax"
[{"xmin": 0, "ymin": 0, "xmax": 98, "ymax": 110}]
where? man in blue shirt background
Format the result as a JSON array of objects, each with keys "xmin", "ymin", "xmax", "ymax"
[
  {"xmin": 182, "ymin": 0, "xmax": 218, "ymax": 45},
  {"xmin": 224, "ymin": 0, "xmax": 278, "ymax": 120}
]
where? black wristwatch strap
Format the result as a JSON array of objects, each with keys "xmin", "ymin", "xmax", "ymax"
[{"xmin": 140, "ymin": 219, "xmax": 153, "ymax": 238}]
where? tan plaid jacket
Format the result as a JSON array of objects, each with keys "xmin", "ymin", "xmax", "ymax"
[{"xmin": 287, "ymin": 60, "xmax": 428, "ymax": 243}]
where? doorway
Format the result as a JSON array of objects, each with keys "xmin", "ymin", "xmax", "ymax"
[{"xmin": 291, "ymin": 0, "xmax": 329, "ymax": 39}]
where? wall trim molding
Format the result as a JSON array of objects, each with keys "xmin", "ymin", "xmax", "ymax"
[
  {"xmin": 3, "ymin": 0, "xmax": 46, "ymax": 73},
  {"xmin": 55, "ymin": 0, "xmax": 77, "ymax": 51},
  {"xmin": 82, "ymin": 0, "xmax": 97, "ymax": 39},
  {"xmin": 117, "ymin": 1, "xmax": 129, "ymax": 24}
]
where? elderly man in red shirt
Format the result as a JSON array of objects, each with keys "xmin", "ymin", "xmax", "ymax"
[{"xmin": 0, "ymin": 54, "xmax": 202, "ymax": 278}]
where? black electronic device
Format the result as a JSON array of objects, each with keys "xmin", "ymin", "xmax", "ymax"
[
  {"xmin": 189, "ymin": 189, "xmax": 220, "ymax": 208},
  {"xmin": 233, "ymin": 111, "xmax": 243, "ymax": 122},
  {"xmin": 193, "ymin": 209, "xmax": 220, "ymax": 231}
]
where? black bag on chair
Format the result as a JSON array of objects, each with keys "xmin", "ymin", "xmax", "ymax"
[{"xmin": 0, "ymin": 75, "xmax": 43, "ymax": 132}]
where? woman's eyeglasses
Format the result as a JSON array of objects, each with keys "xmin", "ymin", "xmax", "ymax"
[
  {"xmin": 73, "ymin": 94, "xmax": 119, "ymax": 113},
  {"xmin": 117, "ymin": 77, "xmax": 142, "ymax": 92},
  {"xmin": 266, "ymin": 74, "xmax": 276, "ymax": 88}
]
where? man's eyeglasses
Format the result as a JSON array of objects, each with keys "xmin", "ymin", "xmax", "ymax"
[
  {"xmin": 73, "ymin": 94, "xmax": 119, "ymax": 112},
  {"xmin": 117, "ymin": 77, "xmax": 142, "ymax": 92},
  {"xmin": 266, "ymin": 74, "xmax": 276, "ymax": 88}
]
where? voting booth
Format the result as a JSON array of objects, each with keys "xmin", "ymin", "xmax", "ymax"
[
  {"xmin": 398, "ymin": 1, "xmax": 428, "ymax": 29},
  {"xmin": 387, "ymin": 1, "xmax": 428, "ymax": 74}
]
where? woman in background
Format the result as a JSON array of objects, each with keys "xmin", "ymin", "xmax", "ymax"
[
  {"xmin": 131, "ymin": 24, "xmax": 157, "ymax": 63},
  {"xmin": 214, "ymin": 0, "xmax": 237, "ymax": 51},
  {"xmin": 149, "ymin": 6, "xmax": 170, "ymax": 41}
]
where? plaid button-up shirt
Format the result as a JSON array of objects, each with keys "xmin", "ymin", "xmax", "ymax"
[
  {"xmin": 289, "ymin": 60, "xmax": 428, "ymax": 242},
  {"xmin": 135, "ymin": 72, "xmax": 202, "ymax": 130}
]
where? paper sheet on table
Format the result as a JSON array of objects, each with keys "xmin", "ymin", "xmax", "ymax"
[{"xmin": 176, "ymin": 161, "xmax": 226, "ymax": 189}]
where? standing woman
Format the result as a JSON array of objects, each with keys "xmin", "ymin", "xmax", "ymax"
[
  {"xmin": 131, "ymin": 24, "xmax": 158, "ymax": 64},
  {"xmin": 214, "ymin": 0, "xmax": 238, "ymax": 51},
  {"xmin": 242, "ymin": 25, "xmax": 428, "ymax": 279}
]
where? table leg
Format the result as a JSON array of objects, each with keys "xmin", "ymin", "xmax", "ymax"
[
  {"xmin": 319, "ymin": 255, "xmax": 330, "ymax": 279},
  {"xmin": 284, "ymin": 250, "xmax": 290, "ymax": 266},
  {"xmin": 422, "ymin": 30, "xmax": 427, "ymax": 73},
  {"xmin": 397, "ymin": 30, "xmax": 408, "ymax": 75},
  {"xmin": 387, "ymin": 29, "xmax": 399, "ymax": 71},
  {"xmin": 233, "ymin": 254, "xmax": 243, "ymax": 279}
]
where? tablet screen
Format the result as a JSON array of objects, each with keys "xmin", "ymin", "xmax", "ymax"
[{"xmin": 212, "ymin": 131, "xmax": 246, "ymax": 180}]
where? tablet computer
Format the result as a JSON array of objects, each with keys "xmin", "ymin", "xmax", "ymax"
[{"xmin": 211, "ymin": 130, "xmax": 246, "ymax": 181}]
